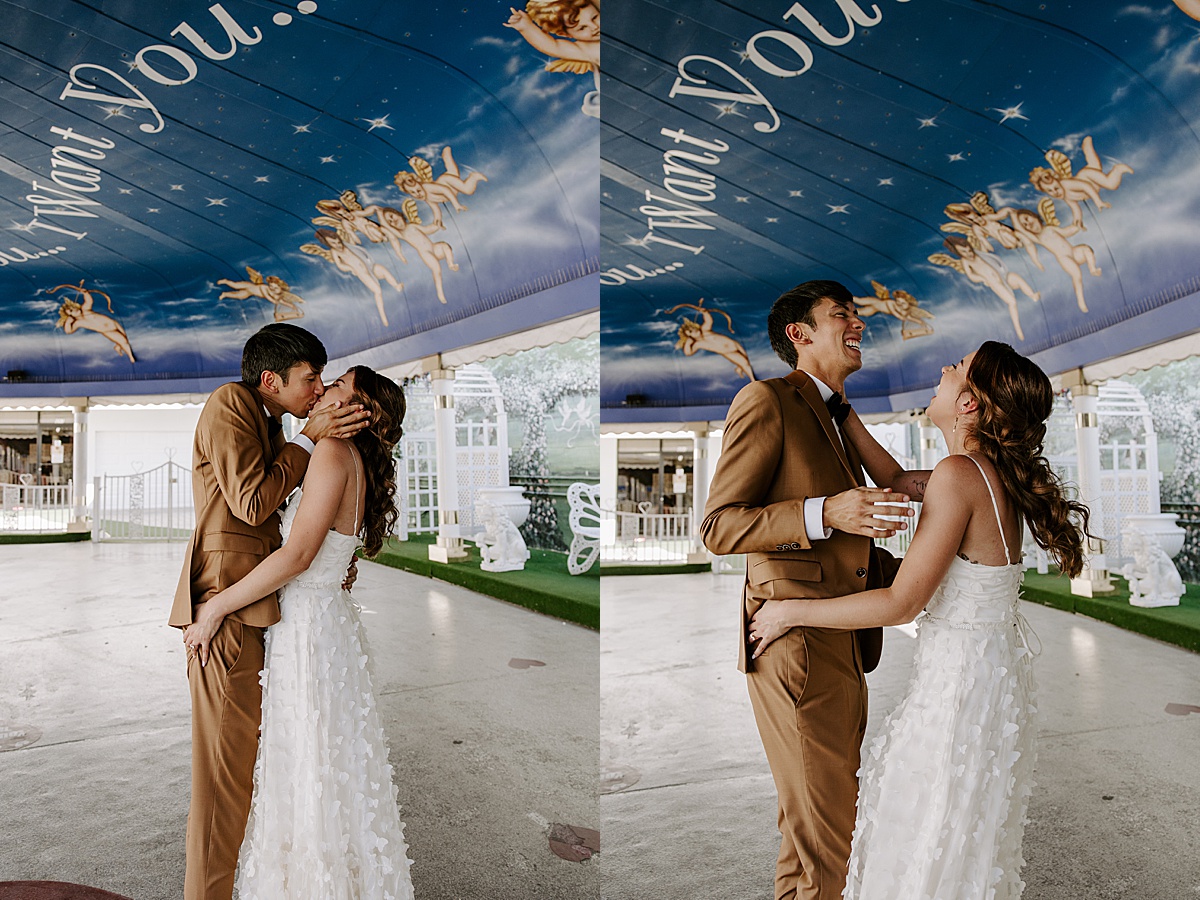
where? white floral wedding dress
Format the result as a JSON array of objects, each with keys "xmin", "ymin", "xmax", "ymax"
[
  {"xmin": 235, "ymin": 464, "xmax": 414, "ymax": 900},
  {"xmin": 844, "ymin": 456, "xmax": 1039, "ymax": 900}
]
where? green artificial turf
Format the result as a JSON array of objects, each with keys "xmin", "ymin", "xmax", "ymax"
[
  {"xmin": 371, "ymin": 534, "xmax": 599, "ymax": 630},
  {"xmin": 600, "ymin": 562, "xmax": 713, "ymax": 576},
  {"xmin": 1022, "ymin": 569, "xmax": 1200, "ymax": 653},
  {"xmin": 0, "ymin": 531, "xmax": 91, "ymax": 544}
]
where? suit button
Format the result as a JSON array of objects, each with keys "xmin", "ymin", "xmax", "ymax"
[
  {"xmin": 776, "ymin": 544, "xmax": 785, "ymax": 551},
  {"xmin": 856, "ymin": 567, "xmax": 867, "ymax": 577},
  {"xmin": 791, "ymin": 542, "xmax": 801, "ymax": 550}
]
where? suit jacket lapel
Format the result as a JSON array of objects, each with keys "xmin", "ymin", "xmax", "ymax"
[
  {"xmin": 784, "ymin": 369, "xmax": 857, "ymax": 481},
  {"xmin": 238, "ymin": 382, "xmax": 284, "ymax": 463}
]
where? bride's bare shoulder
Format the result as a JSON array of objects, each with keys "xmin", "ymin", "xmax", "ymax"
[{"xmin": 308, "ymin": 437, "xmax": 356, "ymax": 478}]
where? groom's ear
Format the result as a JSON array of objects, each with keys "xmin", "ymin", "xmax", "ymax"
[
  {"xmin": 259, "ymin": 369, "xmax": 282, "ymax": 395},
  {"xmin": 784, "ymin": 322, "xmax": 810, "ymax": 345}
]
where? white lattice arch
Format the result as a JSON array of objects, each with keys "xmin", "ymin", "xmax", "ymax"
[
  {"xmin": 397, "ymin": 365, "xmax": 514, "ymax": 538},
  {"xmin": 1048, "ymin": 381, "xmax": 1162, "ymax": 568}
]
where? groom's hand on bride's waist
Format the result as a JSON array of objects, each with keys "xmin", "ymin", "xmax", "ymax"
[
  {"xmin": 301, "ymin": 401, "xmax": 370, "ymax": 443},
  {"xmin": 823, "ymin": 487, "xmax": 912, "ymax": 538}
]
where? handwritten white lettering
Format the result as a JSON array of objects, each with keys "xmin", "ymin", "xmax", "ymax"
[
  {"xmin": 171, "ymin": 3, "xmax": 263, "ymax": 61},
  {"xmin": 670, "ymin": 56, "xmax": 781, "ymax": 134},
  {"xmin": 599, "ymin": 262, "xmax": 686, "ymax": 286},
  {"xmin": 60, "ymin": 65, "xmax": 167, "ymax": 134}
]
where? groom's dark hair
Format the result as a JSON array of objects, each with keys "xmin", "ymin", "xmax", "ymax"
[
  {"xmin": 241, "ymin": 323, "xmax": 328, "ymax": 387},
  {"xmin": 767, "ymin": 280, "xmax": 854, "ymax": 368}
]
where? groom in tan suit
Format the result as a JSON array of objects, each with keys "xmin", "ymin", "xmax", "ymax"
[
  {"xmin": 701, "ymin": 281, "xmax": 909, "ymax": 900},
  {"xmin": 168, "ymin": 323, "xmax": 366, "ymax": 900}
]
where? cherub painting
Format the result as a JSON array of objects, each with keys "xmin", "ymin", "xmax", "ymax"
[
  {"xmin": 941, "ymin": 191, "xmax": 1022, "ymax": 254},
  {"xmin": 393, "ymin": 146, "xmax": 488, "ymax": 229},
  {"xmin": 1007, "ymin": 198, "xmax": 1101, "ymax": 313},
  {"xmin": 930, "ymin": 236, "xmax": 1039, "ymax": 341},
  {"xmin": 1029, "ymin": 135, "xmax": 1133, "ymax": 229},
  {"xmin": 50, "ymin": 281, "xmax": 135, "ymax": 362},
  {"xmin": 553, "ymin": 395, "xmax": 598, "ymax": 447},
  {"xmin": 1175, "ymin": 0, "xmax": 1200, "ymax": 20},
  {"xmin": 666, "ymin": 299, "xmax": 755, "ymax": 380},
  {"xmin": 853, "ymin": 281, "xmax": 935, "ymax": 340},
  {"xmin": 313, "ymin": 192, "xmax": 389, "ymax": 246},
  {"xmin": 375, "ymin": 199, "xmax": 459, "ymax": 305},
  {"xmin": 300, "ymin": 227, "xmax": 403, "ymax": 327},
  {"xmin": 505, "ymin": 1, "xmax": 600, "ymax": 118},
  {"xmin": 217, "ymin": 267, "xmax": 305, "ymax": 321}
]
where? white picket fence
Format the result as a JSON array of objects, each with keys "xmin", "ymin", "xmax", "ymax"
[
  {"xmin": 0, "ymin": 482, "xmax": 74, "ymax": 533},
  {"xmin": 601, "ymin": 507, "xmax": 695, "ymax": 564}
]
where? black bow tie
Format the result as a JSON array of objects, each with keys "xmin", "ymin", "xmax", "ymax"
[
  {"xmin": 825, "ymin": 391, "xmax": 852, "ymax": 425},
  {"xmin": 267, "ymin": 417, "xmax": 282, "ymax": 438}
]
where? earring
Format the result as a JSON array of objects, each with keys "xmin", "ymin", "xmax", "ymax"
[{"xmin": 953, "ymin": 414, "xmax": 959, "ymax": 434}]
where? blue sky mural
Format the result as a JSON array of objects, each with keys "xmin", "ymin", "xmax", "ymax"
[
  {"xmin": 0, "ymin": 0, "xmax": 599, "ymax": 395},
  {"xmin": 601, "ymin": 1, "xmax": 1200, "ymax": 419}
]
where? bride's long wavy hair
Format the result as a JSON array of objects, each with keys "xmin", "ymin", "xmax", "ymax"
[
  {"xmin": 964, "ymin": 341, "xmax": 1090, "ymax": 577},
  {"xmin": 347, "ymin": 365, "xmax": 405, "ymax": 557}
]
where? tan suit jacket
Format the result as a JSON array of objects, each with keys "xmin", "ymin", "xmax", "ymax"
[
  {"xmin": 168, "ymin": 381, "xmax": 310, "ymax": 628},
  {"xmin": 701, "ymin": 370, "xmax": 885, "ymax": 673}
]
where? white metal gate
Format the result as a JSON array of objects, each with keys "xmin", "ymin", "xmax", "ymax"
[{"xmin": 93, "ymin": 461, "xmax": 194, "ymax": 541}]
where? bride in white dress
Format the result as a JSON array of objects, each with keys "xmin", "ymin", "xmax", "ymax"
[
  {"xmin": 183, "ymin": 365, "xmax": 414, "ymax": 899},
  {"xmin": 749, "ymin": 341, "xmax": 1090, "ymax": 899}
]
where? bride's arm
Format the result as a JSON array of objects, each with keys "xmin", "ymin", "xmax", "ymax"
[
  {"xmin": 183, "ymin": 440, "xmax": 350, "ymax": 665},
  {"xmin": 749, "ymin": 456, "xmax": 977, "ymax": 656},
  {"xmin": 841, "ymin": 410, "xmax": 932, "ymax": 501}
]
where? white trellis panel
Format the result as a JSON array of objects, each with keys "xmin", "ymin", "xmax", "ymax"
[
  {"xmin": 397, "ymin": 364, "xmax": 512, "ymax": 538},
  {"xmin": 1048, "ymin": 381, "xmax": 1162, "ymax": 569},
  {"xmin": 455, "ymin": 419, "xmax": 506, "ymax": 533},
  {"xmin": 399, "ymin": 431, "xmax": 438, "ymax": 537}
]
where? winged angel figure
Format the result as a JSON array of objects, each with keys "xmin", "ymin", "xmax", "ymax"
[
  {"xmin": 929, "ymin": 235, "xmax": 1039, "ymax": 341},
  {"xmin": 392, "ymin": 147, "xmax": 488, "ymax": 229},
  {"xmin": 1029, "ymin": 135, "xmax": 1132, "ymax": 230},
  {"xmin": 218, "ymin": 267, "xmax": 305, "ymax": 321},
  {"xmin": 853, "ymin": 281, "xmax": 934, "ymax": 340}
]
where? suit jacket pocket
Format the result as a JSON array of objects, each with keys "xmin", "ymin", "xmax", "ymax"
[
  {"xmin": 748, "ymin": 557, "xmax": 823, "ymax": 601},
  {"xmin": 196, "ymin": 530, "xmax": 267, "ymax": 591},
  {"xmin": 748, "ymin": 557, "xmax": 822, "ymax": 586}
]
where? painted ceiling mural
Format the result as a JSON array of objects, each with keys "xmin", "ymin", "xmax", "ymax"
[
  {"xmin": 601, "ymin": 0, "xmax": 1200, "ymax": 420},
  {"xmin": 0, "ymin": 0, "xmax": 599, "ymax": 397}
]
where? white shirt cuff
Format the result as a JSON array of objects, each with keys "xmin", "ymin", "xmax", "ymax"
[
  {"xmin": 289, "ymin": 433, "xmax": 315, "ymax": 454},
  {"xmin": 804, "ymin": 496, "xmax": 833, "ymax": 541}
]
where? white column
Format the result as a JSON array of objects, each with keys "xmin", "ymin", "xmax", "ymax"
[
  {"xmin": 70, "ymin": 401, "xmax": 89, "ymax": 531},
  {"xmin": 428, "ymin": 365, "xmax": 467, "ymax": 562},
  {"xmin": 918, "ymin": 415, "xmax": 942, "ymax": 469},
  {"xmin": 1066, "ymin": 376, "xmax": 1113, "ymax": 595},
  {"xmin": 689, "ymin": 423, "xmax": 711, "ymax": 561},
  {"xmin": 600, "ymin": 434, "xmax": 618, "ymax": 547}
]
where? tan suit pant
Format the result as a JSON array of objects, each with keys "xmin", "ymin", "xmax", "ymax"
[
  {"xmin": 747, "ymin": 626, "xmax": 867, "ymax": 900},
  {"xmin": 185, "ymin": 619, "xmax": 265, "ymax": 900}
]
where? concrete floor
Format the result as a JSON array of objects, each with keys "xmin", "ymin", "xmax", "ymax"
[
  {"xmin": 602, "ymin": 572, "xmax": 1200, "ymax": 900},
  {"xmin": 0, "ymin": 541, "xmax": 598, "ymax": 900}
]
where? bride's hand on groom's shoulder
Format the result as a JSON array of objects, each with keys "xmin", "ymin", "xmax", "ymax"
[
  {"xmin": 302, "ymin": 401, "xmax": 370, "ymax": 443},
  {"xmin": 749, "ymin": 602, "xmax": 793, "ymax": 659}
]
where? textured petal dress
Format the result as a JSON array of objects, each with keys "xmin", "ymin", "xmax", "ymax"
[
  {"xmin": 235, "ymin": 481, "xmax": 414, "ymax": 900},
  {"xmin": 844, "ymin": 456, "xmax": 1039, "ymax": 900}
]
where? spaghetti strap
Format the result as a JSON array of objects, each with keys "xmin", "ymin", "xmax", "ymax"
[
  {"xmin": 351, "ymin": 446, "xmax": 362, "ymax": 536},
  {"xmin": 964, "ymin": 454, "xmax": 1013, "ymax": 563}
]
